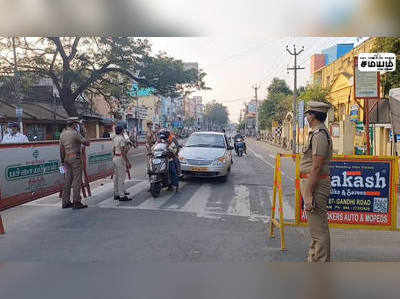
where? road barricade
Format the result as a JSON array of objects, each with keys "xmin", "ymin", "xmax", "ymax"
[
  {"xmin": 0, "ymin": 139, "xmax": 114, "ymax": 213},
  {"xmin": 270, "ymin": 154, "xmax": 399, "ymax": 251}
]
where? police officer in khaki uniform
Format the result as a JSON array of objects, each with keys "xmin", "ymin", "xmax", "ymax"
[
  {"xmin": 113, "ymin": 125, "xmax": 132, "ymax": 202},
  {"xmin": 300, "ymin": 101, "xmax": 333, "ymax": 263},
  {"xmin": 59, "ymin": 117, "xmax": 90, "ymax": 209},
  {"xmin": 145, "ymin": 121, "xmax": 156, "ymax": 156}
]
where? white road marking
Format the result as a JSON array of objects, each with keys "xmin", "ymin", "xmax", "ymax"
[
  {"xmin": 183, "ymin": 184, "xmax": 212, "ymax": 216},
  {"xmin": 136, "ymin": 182, "xmax": 187, "ymax": 210},
  {"xmin": 248, "ymin": 146, "xmax": 295, "ymax": 181},
  {"xmin": 247, "ymin": 147, "xmax": 274, "ymax": 168},
  {"xmin": 98, "ymin": 181, "xmax": 148, "ymax": 208},
  {"xmin": 227, "ymin": 185, "xmax": 251, "ymax": 217}
]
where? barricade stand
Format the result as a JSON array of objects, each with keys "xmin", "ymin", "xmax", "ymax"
[
  {"xmin": 0, "ymin": 215, "xmax": 5, "ymax": 234},
  {"xmin": 269, "ymin": 153, "xmax": 287, "ymax": 251},
  {"xmin": 270, "ymin": 153, "xmax": 400, "ymax": 251},
  {"xmin": 81, "ymin": 147, "xmax": 91, "ymax": 197}
]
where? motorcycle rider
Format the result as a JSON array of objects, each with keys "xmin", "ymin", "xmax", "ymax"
[
  {"xmin": 233, "ymin": 131, "xmax": 247, "ymax": 155},
  {"xmin": 157, "ymin": 129, "xmax": 180, "ymax": 192}
]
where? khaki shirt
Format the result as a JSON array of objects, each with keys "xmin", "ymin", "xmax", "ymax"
[
  {"xmin": 146, "ymin": 130, "xmax": 156, "ymax": 153},
  {"xmin": 300, "ymin": 123, "xmax": 332, "ymax": 175},
  {"xmin": 59, "ymin": 127, "xmax": 88, "ymax": 155},
  {"xmin": 113, "ymin": 135, "xmax": 127, "ymax": 155}
]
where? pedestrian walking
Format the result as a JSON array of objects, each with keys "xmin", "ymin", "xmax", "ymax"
[
  {"xmin": 59, "ymin": 117, "xmax": 90, "ymax": 209},
  {"xmin": 112, "ymin": 125, "xmax": 131, "ymax": 202},
  {"xmin": 1, "ymin": 122, "xmax": 29, "ymax": 143},
  {"xmin": 299, "ymin": 101, "xmax": 333, "ymax": 263}
]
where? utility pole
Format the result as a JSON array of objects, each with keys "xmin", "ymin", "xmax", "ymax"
[
  {"xmin": 286, "ymin": 44, "xmax": 304, "ymax": 154},
  {"xmin": 252, "ymin": 84, "xmax": 260, "ymax": 136},
  {"xmin": 12, "ymin": 37, "xmax": 23, "ymax": 134}
]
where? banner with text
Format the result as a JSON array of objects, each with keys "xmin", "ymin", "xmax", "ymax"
[
  {"xmin": 0, "ymin": 140, "xmax": 114, "ymax": 211},
  {"xmin": 298, "ymin": 156, "xmax": 398, "ymax": 230}
]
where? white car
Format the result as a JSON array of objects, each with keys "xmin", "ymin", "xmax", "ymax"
[{"xmin": 178, "ymin": 132, "xmax": 233, "ymax": 182}]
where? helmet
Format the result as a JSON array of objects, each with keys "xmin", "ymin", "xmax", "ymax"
[
  {"xmin": 115, "ymin": 125, "xmax": 124, "ymax": 135},
  {"xmin": 157, "ymin": 129, "xmax": 170, "ymax": 141}
]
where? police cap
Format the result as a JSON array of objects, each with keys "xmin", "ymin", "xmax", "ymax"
[
  {"xmin": 7, "ymin": 122, "xmax": 19, "ymax": 128},
  {"xmin": 305, "ymin": 101, "xmax": 331, "ymax": 114}
]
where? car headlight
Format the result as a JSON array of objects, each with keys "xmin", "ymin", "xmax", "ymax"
[
  {"xmin": 178, "ymin": 156, "xmax": 187, "ymax": 164},
  {"xmin": 211, "ymin": 156, "xmax": 227, "ymax": 167}
]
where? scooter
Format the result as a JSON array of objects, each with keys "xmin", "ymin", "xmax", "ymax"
[
  {"xmin": 147, "ymin": 141, "xmax": 174, "ymax": 198},
  {"xmin": 235, "ymin": 138, "xmax": 245, "ymax": 157}
]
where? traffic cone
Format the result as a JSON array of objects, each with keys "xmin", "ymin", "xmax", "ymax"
[{"xmin": 0, "ymin": 215, "xmax": 5, "ymax": 235}]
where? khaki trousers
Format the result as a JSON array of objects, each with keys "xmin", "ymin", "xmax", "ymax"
[
  {"xmin": 300, "ymin": 178, "xmax": 331, "ymax": 263},
  {"xmin": 113, "ymin": 156, "xmax": 126, "ymax": 197},
  {"xmin": 62, "ymin": 157, "xmax": 83, "ymax": 204}
]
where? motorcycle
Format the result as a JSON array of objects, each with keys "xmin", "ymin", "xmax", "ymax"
[
  {"xmin": 147, "ymin": 141, "xmax": 175, "ymax": 198},
  {"xmin": 235, "ymin": 138, "xmax": 245, "ymax": 157}
]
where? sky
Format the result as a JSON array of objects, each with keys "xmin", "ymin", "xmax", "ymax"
[{"xmin": 148, "ymin": 37, "xmax": 365, "ymax": 123}]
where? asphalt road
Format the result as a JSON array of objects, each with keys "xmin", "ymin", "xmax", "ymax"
[{"xmin": 1, "ymin": 139, "xmax": 400, "ymax": 298}]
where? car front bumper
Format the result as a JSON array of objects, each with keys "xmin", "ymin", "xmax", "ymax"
[{"xmin": 181, "ymin": 163, "xmax": 230, "ymax": 177}]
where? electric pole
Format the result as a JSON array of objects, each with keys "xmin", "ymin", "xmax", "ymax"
[
  {"xmin": 12, "ymin": 37, "xmax": 23, "ymax": 134},
  {"xmin": 252, "ymin": 84, "xmax": 260, "ymax": 136},
  {"xmin": 286, "ymin": 44, "xmax": 304, "ymax": 154}
]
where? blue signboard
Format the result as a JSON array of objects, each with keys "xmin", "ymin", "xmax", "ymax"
[
  {"xmin": 128, "ymin": 83, "xmax": 155, "ymax": 97},
  {"xmin": 300, "ymin": 158, "xmax": 393, "ymax": 227}
]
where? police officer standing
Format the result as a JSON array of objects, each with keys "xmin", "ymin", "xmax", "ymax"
[
  {"xmin": 59, "ymin": 117, "xmax": 90, "ymax": 209},
  {"xmin": 112, "ymin": 125, "xmax": 132, "ymax": 202},
  {"xmin": 300, "ymin": 101, "xmax": 333, "ymax": 263},
  {"xmin": 145, "ymin": 121, "xmax": 156, "ymax": 157}
]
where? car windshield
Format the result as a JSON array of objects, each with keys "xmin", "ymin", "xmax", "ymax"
[{"xmin": 185, "ymin": 134, "xmax": 226, "ymax": 148}]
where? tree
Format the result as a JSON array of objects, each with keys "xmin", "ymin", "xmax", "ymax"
[
  {"xmin": 371, "ymin": 37, "xmax": 400, "ymax": 96},
  {"xmin": 299, "ymin": 83, "xmax": 331, "ymax": 104},
  {"xmin": 258, "ymin": 77, "xmax": 293, "ymax": 130},
  {"xmin": 203, "ymin": 102, "xmax": 229, "ymax": 128},
  {"xmin": 267, "ymin": 77, "xmax": 293, "ymax": 97},
  {"xmin": 0, "ymin": 37, "xmax": 208, "ymax": 116}
]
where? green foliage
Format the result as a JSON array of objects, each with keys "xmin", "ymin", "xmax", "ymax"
[
  {"xmin": 371, "ymin": 37, "xmax": 400, "ymax": 96},
  {"xmin": 298, "ymin": 83, "xmax": 331, "ymax": 104},
  {"xmin": 258, "ymin": 77, "xmax": 293, "ymax": 129},
  {"xmin": 267, "ymin": 77, "xmax": 293, "ymax": 97},
  {"xmin": 0, "ymin": 37, "xmax": 209, "ymax": 116},
  {"xmin": 203, "ymin": 102, "xmax": 229, "ymax": 126}
]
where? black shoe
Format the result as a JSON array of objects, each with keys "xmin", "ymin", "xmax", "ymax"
[
  {"xmin": 73, "ymin": 202, "xmax": 88, "ymax": 209},
  {"xmin": 119, "ymin": 196, "xmax": 131, "ymax": 201},
  {"xmin": 62, "ymin": 201, "xmax": 73, "ymax": 209}
]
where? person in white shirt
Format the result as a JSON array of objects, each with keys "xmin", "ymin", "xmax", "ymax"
[{"xmin": 1, "ymin": 122, "xmax": 29, "ymax": 144}]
